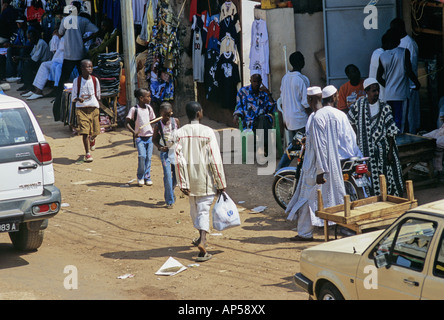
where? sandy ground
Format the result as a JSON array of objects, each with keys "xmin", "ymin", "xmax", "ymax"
[{"xmin": 1, "ymin": 82, "xmax": 443, "ymax": 303}]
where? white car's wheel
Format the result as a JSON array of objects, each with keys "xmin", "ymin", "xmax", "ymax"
[{"xmin": 318, "ymin": 283, "xmax": 344, "ymax": 300}]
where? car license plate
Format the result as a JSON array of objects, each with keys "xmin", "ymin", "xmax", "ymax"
[
  {"xmin": 0, "ymin": 221, "xmax": 19, "ymax": 233},
  {"xmin": 355, "ymin": 177, "xmax": 369, "ymax": 188}
]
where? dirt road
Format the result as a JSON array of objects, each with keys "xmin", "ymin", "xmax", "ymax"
[{"xmin": 1, "ymin": 83, "xmax": 443, "ymax": 301}]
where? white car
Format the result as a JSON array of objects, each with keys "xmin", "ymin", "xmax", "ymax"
[
  {"xmin": 0, "ymin": 94, "xmax": 60, "ymax": 250},
  {"xmin": 294, "ymin": 199, "xmax": 444, "ymax": 299}
]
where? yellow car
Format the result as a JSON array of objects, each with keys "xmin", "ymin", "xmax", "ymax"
[{"xmin": 294, "ymin": 199, "xmax": 444, "ymax": 299}]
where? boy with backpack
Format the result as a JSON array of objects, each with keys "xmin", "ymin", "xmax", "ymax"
[
  {"xmin": 125, "ymin": 88, "xmax": 157, "ymax": 187},
  {"xmin": 153, "ymin": 102, "xmax": 180, "ymax": 208},
  {"xmin": 72, "ymin": 59, "xmax": 101, "ymax": 162}
]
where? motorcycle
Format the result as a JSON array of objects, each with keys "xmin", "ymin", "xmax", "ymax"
[{"xmin": 272, "ymin": 132, "xmax": 372, "ymax": 210}]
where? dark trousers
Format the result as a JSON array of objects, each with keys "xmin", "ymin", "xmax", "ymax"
[
  {"xmin": 22, "ymin": 59, "xmax": 40, "ymax": 89},
  {"xmin": 53, "ymin": 59, "xmax": 82, "ymax": 121},
  {"xmin": 253, "ymin": 114, "xmax": 273, "ymax": 156}
]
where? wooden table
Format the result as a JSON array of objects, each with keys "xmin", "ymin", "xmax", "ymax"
[
  {"xmin": 395, "ymin": 133, "xmax": 437, "ymax": 187},
  {"xmin": 316, "ymin": 175, "xmax": 418, "ymax": 241}
]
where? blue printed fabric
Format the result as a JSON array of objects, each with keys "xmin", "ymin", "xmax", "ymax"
[{"xmin": 233, "ymin": 85, "xmax": 275, "ymax": 130}]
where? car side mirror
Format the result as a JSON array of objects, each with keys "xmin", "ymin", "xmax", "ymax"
[{"xmin": 374, "ymin": 253, "xmax": 390, "ymax": 269}]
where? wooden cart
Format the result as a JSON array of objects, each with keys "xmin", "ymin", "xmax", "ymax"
[{"xmin": 316, "ymin": 175, "xmax": 418, "ymax": 241}]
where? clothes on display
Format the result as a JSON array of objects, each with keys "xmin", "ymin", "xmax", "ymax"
[
  {"xmin": 190, "ymin": 0, "xmax": 242, "ymax": 111},
  {"xmin": 93, "ymin": 52, "xmax": 122, "ymax": 97},
  {"xmin": 191, "ymin": 14, "xmax": 206, "ymax": 83},
  {"xmin": 140, "ymin": 0, "xmax": 181, "ymax": 103},
  {"xmin": 249, "ymin": 18, "xmax": 269, "ymax": 88},
  {"xmin": 215, "ymin": 51, "xmax": 240, "ymax": 109}
]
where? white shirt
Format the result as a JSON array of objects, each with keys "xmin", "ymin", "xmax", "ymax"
[
  {"xmin": 249, "ymin": 19, "xmax": 269, "ymax": 88},
  {"xmin": 280, "ymin": 71, "xmax": 310, "ymax": 131},
  {"xmin": 399, "ymin": 35, "xmax": 418, "ymax": 89},
  {"xmin": 71, "ymin": 76, "xmax": 101, "ymax": 108},
  {"xmin": 126, "ymin": 104, "xmax": 156, "ymax": 137},
  {"xmin": 369, "ymin": 48, "xmax": 385, "ymax": 101},
  {"xmin": 369, "ymin": 101, "xmax": 379, "ymax": 117}
]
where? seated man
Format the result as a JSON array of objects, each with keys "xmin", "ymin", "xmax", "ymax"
[
  {"xmin": 4, "ymin": 16, "xmax": 31, "ymax": 82},
  {"xmin": 15, "ymin": 28, "xmax": 51, "ymax": 92},
  {"xmin": 338, "ymin": 64, "xmax": 365, "ymax": 113},
  {"xmin": 0, "ymin": 0, "xmax": 18, "ymax": 45},
  {"xmin": 233, "ymin": 73, "xmax": 276, "ymax": 155},
  {"xmin": 22, "ymin": 35, "xmax": 64, "ymax": 100}
]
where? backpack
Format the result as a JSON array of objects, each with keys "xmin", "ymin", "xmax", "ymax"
[
  {"xmin": 76, "ymin": 75, "xmax": 99, "ymax": 102},
  {"xmin": 128, "ymin": 106, "xmax": 138, "ymax": 131},
  {"xmin": 158, "ymin": 117, "xmax": 176, "ymax": 147}
]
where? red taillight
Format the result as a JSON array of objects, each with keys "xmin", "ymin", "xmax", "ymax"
[
  {"xmin": 356, "ymin": 164, "xmax": 368, "ymax": 174},
  {"xmin": 33, "ymin": 143, "xmax": 52, "ymax": 163}
]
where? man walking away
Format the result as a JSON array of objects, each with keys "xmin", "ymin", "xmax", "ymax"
[{"xmin": 175, "ymin": 101, "xmax": 226, "ymax": 262}]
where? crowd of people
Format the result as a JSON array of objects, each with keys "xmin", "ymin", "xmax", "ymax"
[
  {"xmin": 0, "ymin": 1, "xmax": 118, "ymax": 104},
  {"xmin": 233, "ymin": 18, "xmax": 444, "ymax": 241},
  {"xmin": 2, "ymin": 2, "xmax": 443, "ymax": 256}
]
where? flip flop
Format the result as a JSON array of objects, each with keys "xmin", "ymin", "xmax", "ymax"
[
  {"xmin": 196, "ymin": 252, "xmax": 212, "ymax": 262},
  {"xmin": 290, "ymin": 235, "xmax": 314, "ymax": 242},
  {"xmin": 191, "ymin": 237, "xmax": 200, "ymax": 246}
]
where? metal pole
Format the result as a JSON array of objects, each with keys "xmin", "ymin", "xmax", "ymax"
[{"xmin": 120, "ymin": 0, "xmax": 137, "ymax": 108}]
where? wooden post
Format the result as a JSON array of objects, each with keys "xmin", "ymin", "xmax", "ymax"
[
  {"xmin": 344, "ymin": 195, "xmax": 351, "ymax": 218},
  {"xmin": 318, "ymin": 189, "xmax": 329, "ymax": 242},
  {"xmin": 120, "ymin": 0, "xmax": 137, "ymax": 109},
  {"xmin": 406, "ymin": 180, "xmax": 414, "ymax": 202},
  {"xmin": 379, "ymin": 175, "xmax": 387, "ymax": 202}
]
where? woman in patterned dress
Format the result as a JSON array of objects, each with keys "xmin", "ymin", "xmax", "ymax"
[{"xmin": 347, "ymin": 78, "xmax": 404, "ymax": 197}]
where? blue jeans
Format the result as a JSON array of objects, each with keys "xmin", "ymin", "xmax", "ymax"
[
  {"xmin": 160, "ymin": 151, "xmax": 176, "ymax": 205},
  {"xmin": 136, "ymin": 136, "xmax": 153, "ymax": 181}
]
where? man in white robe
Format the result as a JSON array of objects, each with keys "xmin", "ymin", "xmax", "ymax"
[
  {"xmin": 286, "ymin": 86, "xmax": 346, "ymax": 241},
  {"xmin": 322, "ymin": 85, "xmax": 363, "ymax": 160}
]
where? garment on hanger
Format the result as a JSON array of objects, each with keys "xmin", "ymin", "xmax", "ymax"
[
  {"xmin": 219, "ymin": 0, "xmax": 236, "ymax": 22},
  {"xmin": 133, "ymin": 0, "xmax": 148, "ymax": 25},
  {"xmin": 205, "ymin": 18, "xmax": 219, "ymax": 50},
  {"xmin": 102, "ymin": 0, "xmax": 121, "ymax": 30},
  {"xmin": 219, "ymin": 14, "xmax": 240, "ymax": 49},
  {"xmin": 219, "ymin": 34, "xmax": 239, "ymax": 64},
  {"xmin": 204, "ymin": 48, "xmax": 220, "ymax": 101},
  {"xmin": 216, "ymin": 51, "xmax": 240, "ymax": 109},
  {"xmin": 191, "ymin": 14, "xmax": 206, "ymax": 83},
  {"xmin": 249, "ymin": 18, "xmax": 269, "ymax": 88}
]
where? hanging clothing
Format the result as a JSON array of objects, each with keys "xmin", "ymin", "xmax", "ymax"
[
  {"xmin": 219, "ymin": 34, "xmax": 239, "ymax": 64},
  {"xmin": 206, "ymin": 19, "xmax": 220, "ymax": 49},
  {"xmin": 133, "ymin": 0, "xmax": 148, "ymax": 25},
  {"xmin": 249, "ymin": 18, "xmax": 269, "ymax": 88},
  {"xmin": 219, "ymin": 1, "xmax": 237, "ymax": 21},
  {"xmin": 204, "ymin": 48, "xmax": 220, "ymax": 101},
  {"xmin": 219, "ymin": 14, "xmax": 240, "ymax": 49},
  {"xmin": 216, "ymin": 51, "xmax": 240, "ymax": 110},
  {"xmin": 191, "ymin": 14, "xmax": 206, "ymax": 83},
  {"xmin": 102, "ymin": 0, "xmax": 121, "ymax": 30}
]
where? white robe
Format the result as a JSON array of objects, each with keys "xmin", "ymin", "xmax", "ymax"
[{"xmin": 286, "ymin": 107, "xmax": 345, "ymax": 231}]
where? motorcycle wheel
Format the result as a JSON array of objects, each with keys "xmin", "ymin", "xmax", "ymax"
[
  {"xmin": 344, "ymin": 180, "xmax": 359, "ymax": 201},
  {"xmin": 272, "ymin": 171, "xmax": 297, "ymax": 210}
]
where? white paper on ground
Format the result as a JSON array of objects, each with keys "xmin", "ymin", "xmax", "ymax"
[
  {"xmin": 155, "ymin": 257, "xmax": 187, "ymax": 276},
  {"xmin": 251, "ymin": 206, "xmax": 267, "ymax": 213}
]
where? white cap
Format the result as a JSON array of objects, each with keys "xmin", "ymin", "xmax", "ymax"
[
  {"xmin": 307, "ymin": 86, "xmax": 322, "ymax": 96},
  {"xmin": 363, "ymin": 78, "xmax": 379, "ymax": 90},
  {"xmin": 322, "ymin": 85, "xmax": 337, "ymax": 98}
]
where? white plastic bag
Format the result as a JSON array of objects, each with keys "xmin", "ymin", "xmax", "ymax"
[{"xmin": 212, "ymin": 192, "xmax": 241, "ymax": 231}]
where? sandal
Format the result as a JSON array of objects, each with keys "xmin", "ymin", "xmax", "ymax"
[{"xmin": 196, "ymin": 252, "xmax": 212, "ymax": 262}]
